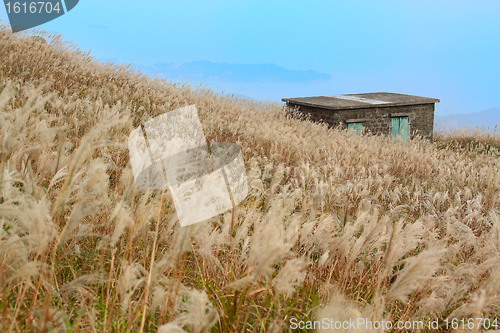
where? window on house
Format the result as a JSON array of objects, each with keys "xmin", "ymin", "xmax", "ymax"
[
  {"xmin": 391, "ymin": 116, "xmax": 408, "ymax": 139},
  {"xmin": 347, "ymin": 122, "xmax": 363, "ymax": 134}
]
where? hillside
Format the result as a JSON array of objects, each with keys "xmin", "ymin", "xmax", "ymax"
[{"xmin": 2, "ymin": 25, "xmax": 500, "ymax": 332}]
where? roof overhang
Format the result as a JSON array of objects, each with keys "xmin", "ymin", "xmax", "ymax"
[{"xmin": 282, "ymin": 92, "xmax": 440, "ymax": 111}]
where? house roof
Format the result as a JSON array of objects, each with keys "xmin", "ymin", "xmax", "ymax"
[{"xmin": 282, "ymin": 92, "xmax": 440, "ymax": 111}]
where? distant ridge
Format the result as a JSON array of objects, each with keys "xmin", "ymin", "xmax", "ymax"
[
  {"xmin": 434, "ymin": 108, "xmax": 500, "ymax": 131},
  {"xmin": 224, "ymin": 92, "xmax": 262, "ymax": 102},
  {"xmin": 134, "ymin": 60, "xmax": 333, "ymax": 83}
]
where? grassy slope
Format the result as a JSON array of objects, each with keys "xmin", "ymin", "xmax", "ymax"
[{"xmin": 2, "ymin": 26, "xmax": 500, "ymax": 332}]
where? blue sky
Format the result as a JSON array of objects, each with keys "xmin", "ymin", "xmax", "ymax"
[{"xmin": 1, "ymin": 0, "xmax": 499, "ymax": 115}]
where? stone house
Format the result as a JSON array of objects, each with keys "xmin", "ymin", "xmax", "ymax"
[{"xmin": 282, "ymin": 92, "xmax": 440, "ymax": 142}]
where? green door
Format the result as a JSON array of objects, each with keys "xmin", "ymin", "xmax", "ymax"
[
  {"xmin": 391, "ymin": 117, "xmax": 408, "ymax": 139},
  {"xmin": 348, "ymin": 122, "xmax": 363, "ymax": 134}
]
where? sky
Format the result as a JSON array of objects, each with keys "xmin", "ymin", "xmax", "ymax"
[{"xmin": 1, "ymin": 0, "xmax": 499, "ymax": 115}]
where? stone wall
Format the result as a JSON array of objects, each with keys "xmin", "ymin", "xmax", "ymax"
[{"xmin": 286, "ymin": 103, "xmax": 435, "ymax": 142}]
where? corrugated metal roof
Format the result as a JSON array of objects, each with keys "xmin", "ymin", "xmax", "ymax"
[{"xmin": 282, "ymin": 92, "xmax": 440, "ymax": 110}]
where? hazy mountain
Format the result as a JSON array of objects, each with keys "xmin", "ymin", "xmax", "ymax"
[
  {"xmin": 134, "ymin": 61, "xmax": 333, "ymax": 83},
  {"xmin": 434, "ymin": 108, "xmax": 500, "ymax": 131},
  {"xmin": 222, "ymin": 92, "xmax": 262, "ymax": 102}
]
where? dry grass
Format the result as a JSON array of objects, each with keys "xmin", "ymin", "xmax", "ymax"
[
  {"xmin": 434, "ymin": 125, "xmax": 500, "ymax": 156},
  {"xmin": 2, "ymin": 25, "xmax": 500, "ymax": 332}
]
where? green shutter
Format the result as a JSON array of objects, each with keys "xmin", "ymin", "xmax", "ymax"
[
  {"xmin": 348, "ymin": 122, "xmax": 362, "ymax": 134},
  {"xmin": 400, "ymin": 117, "xmax": 408, "ymax": 139},
  {"xmin": 391, "ymin": 117, "xmax": 400, "ymax": 138},
  {"xmin": 391, "ymin": 117, "xmax": 409, "ymax": 139},
  {"xmin": 355, "ymin": 122, "xmax": 362, "ymax": 134}
]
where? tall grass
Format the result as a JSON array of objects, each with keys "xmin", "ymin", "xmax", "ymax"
[
  {"xmin": 2, "ymin": 24, "xmax": 500, "ymax": 332},
  {"xmin": 434, "ymin": 125, "xmax": 500, "ymax": 156}
]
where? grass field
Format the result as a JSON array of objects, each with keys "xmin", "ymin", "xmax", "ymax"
[{"xmin": 2, "ymin": 26, "xmax": 500, "ymax": 332}]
